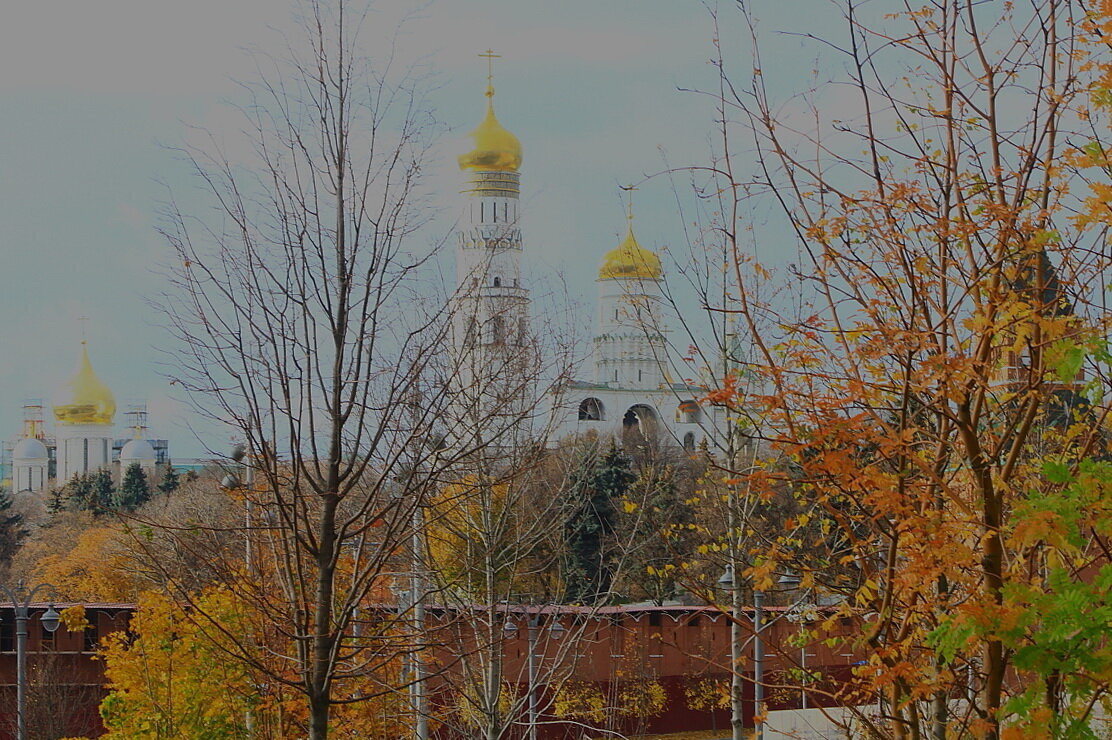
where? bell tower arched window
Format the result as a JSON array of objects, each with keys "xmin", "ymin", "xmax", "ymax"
[
  {"xmin": 578, "ymin": 397, "xmax": 605, "ymax": 421},
  {"xmin": 677, "ymin": 400, "xmax": 701, "ymax": 424}
]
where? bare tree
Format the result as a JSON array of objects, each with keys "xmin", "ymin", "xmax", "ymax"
[
  {"xmin": 422, "ymin": 280, "xmax": 590, "ymax": 739},
  {"xmin": 151, "ymin": 1, "xmax": 492, "ymax": 736},
  {"xmin": 15, "ymin": 653, "xmax": 104, "ymax": 740}
]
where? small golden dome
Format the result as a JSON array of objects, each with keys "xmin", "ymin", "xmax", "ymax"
[
  {"xmin": 599, "ymin": 223, "xmax": 663, "ymax": 281},
  {"xmin": 458, "ymin": 94, "xmax": 522, "ymax": 173},
  {"xmin": 54, "ymin": 343, "xmax": 116, "ymax": 426}
]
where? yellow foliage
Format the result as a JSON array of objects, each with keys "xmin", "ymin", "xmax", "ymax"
[
  {"xmin": 554, "ymin": 681, "xmax": 606, "ymax": 723},
  {"xmin": 425, "ymin": 476, "xmax": 532, "ymax": 595},
  {"xmin": 450, "ymin": 679, "xmax": 521, "ymax": 732},
  {"xmin": 36, "ymin": 526, "xmax": 140, "ymax": 602},
  {"xmin": 99, "ymin": 589, "xmax": 256, "ymax": 739},
  {"xmin": 100, "ymin": 587, "xmax": 414, "ymax": 739},
  {"xmin": 617, "ymin": 679, "xmax": 667, "ymax": 718},
  {"xmin": 60, "ymin": 605, "xmax": 90, "ymax": 632},
  {"xmin": 684, "ymin": 676, "xmax": 730, "ymax": 712}
]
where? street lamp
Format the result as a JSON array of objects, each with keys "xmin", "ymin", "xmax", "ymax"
[
  {"xmin": 504, "ymin": 612, "xmax": 564, "ymax": 740},
  {"xmin": 222, "ymin": 443, "xmax": 255, "ymax": 736},
  {"xmin": 406, "ymin": 434, "xmax": 444, "ymax": 740},
  {"xmin": 777, "ymin": 571, "xmax": 813, "ymax": 710},
  {"xmin": 222, "ymin": 442, "xmax": 255, "ymax": 574},
  {"xmin": 716, "ymin": 565, "xmax": 752, "ymax": 740},
  {"xmin": 0, "ymin": 581, "xmax": 60, "ymax": 740},
  {"xmin": 719, "ymin": 568, "xmax": 805, "ymax": 740}
]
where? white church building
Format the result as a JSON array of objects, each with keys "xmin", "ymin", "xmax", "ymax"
[
  {"xmin": 6, "ymin": 341, "xmax": 166, "ymax": 493},
  {"xmin": 451, "ymin": 59, "xmax": 729, "ymax": 454},
  {"xmin": 544, "ymin": 216, "xmax": 729, "ymax": 452}
]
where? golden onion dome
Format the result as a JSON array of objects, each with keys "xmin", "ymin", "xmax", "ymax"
[
  {"xmin": 54, "ymin": 342, "xmax": 116, "ymax": 426},
  {"xmin": 458, "ymin": 91, "xmax": 522, "ymax": 173},
  {"xmin": 599, "ymin": 222, "xmax": 663, "ymax": 281}
]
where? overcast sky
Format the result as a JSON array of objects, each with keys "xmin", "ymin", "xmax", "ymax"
[{"xmin": 0, "ymin": 0, "xmax": 842, "ymax": 457}]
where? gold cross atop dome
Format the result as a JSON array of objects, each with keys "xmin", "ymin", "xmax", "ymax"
[
  {"xmin": 479, "ymin": 49, "xmax": 500, "ymax": 97},
  {"xmin": 54, "ymin": 335, "xmax": 116, "ymax": 426},
  {"xmin": 458, "ymin": 49, "xmax": 522, "ymax": 173},
  {"xmin": 599, "ymin": 186, "xmax": 663, "ymax": 281},
  {"xmin": 621, "ymin": 184, "xmax": 637, "ymax": 227}
]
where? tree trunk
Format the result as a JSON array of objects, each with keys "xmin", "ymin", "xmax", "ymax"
[{"xmin": 309, "ymin": 495, "xmax": 340, "ymax": 740}]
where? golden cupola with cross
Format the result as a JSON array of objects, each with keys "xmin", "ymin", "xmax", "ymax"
[
  {"xmin": 458, "ymin": 51, "xmax": 522, "ymax": 174},
  {"xmin": 451, "ymin": 50, "xmax": 530, "ymax": 425},
  {"xmin": 598, "ymin": 209, "xmax": 662, "ymax": 282},
  {"xmin": 54, "ymin": 341, "xmax": 116, "ymax": 426},
  {"xmin": 592, "ymin": 196, "xmax": 668, "ymax": 392}
]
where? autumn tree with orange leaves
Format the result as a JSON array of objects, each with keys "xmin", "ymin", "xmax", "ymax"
[{"xmin": 686, "ymin": 1, "xmax": 1112, "ymax": 738}]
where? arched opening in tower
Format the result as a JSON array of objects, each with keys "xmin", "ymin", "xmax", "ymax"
[
  {"xmin": 622, "ymin": 404, "xmax": 658, "ymax": 447},
  {"xmin": 578, "ymin": 397, "xmax": 605, "ymax": 421}
]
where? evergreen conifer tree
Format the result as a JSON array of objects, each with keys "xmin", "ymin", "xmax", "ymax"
[
  {"xmin": 46, "ymin": 487, "xmax": 67, "ymax": 514},
  {"xmin": 0, "ymin": 488, "xmax": 26, "ymax": 566},
  {"xmin": 89, "ymin": 469, "xmax": 115, "ymax": 514},
  {"xmin": 65, "ymin": 473, "xmax": 94, "ymax": 512},
  {"xmin": 157, "ymin": 465, "xmax": 180, "ymax": 495},
  {"xmin": 117, "ymin": 463, "xmax": 152, "ymax": 511},
  {"xmin": 618, "ymin": 465, "xmax": 698, "ymax": 605},
  {"xmin": 565, "ymin": 442, "xmax": 635, "ymax": 603}
]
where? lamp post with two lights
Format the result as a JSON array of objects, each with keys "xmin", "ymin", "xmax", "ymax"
[
  {"xmin": 503, "ymin": 610, "xmax": 565, "ymax": 740},
  {"xmin": 0, "ymin": 581, "xmax": 61, "ymax": 740},
  {"xmin": 718, "ymin": 567, "xmax": 802, "ymax": 740}
]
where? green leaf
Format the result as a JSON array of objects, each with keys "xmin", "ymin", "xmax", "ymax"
[
  {"xmin": 1043, "ymin": 460, "xmax": 1072, "ymax": 485},
  {"xmin": 1050, "ymin": 340, "xmax": 1085, "ymax": 384}
]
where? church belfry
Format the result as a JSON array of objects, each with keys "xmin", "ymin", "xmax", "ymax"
[
  {"xmin": 451, "ymin": 51, "xmax": 531, "ymax": 424},
  {"xmin": 594, "ymin": 195, "xmax": 667, "ymax": 390}
]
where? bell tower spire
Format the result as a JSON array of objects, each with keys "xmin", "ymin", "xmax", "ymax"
[{"xmin": 451, "ymin": 53, "xmax": 531, "ymax": 431}]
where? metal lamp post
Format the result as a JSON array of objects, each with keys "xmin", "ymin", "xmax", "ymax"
[
  {"xmin": 753, "ymin": 588, "xmax": 765, "ymax": 740},
  {"xmin": 222, "ymin": 442, "xmax": 254, "ymax": 572},
  {"xmin": 504, "ymin": 612, "xmax": 565, "ymax": 740},
  {"xmin": 718, "ymin": 565, "xmax": 765, "ymax": 739},
  {"xmin": 410, "ymin": 502, "xmax": 429, "ymax": 740},
  {"xmin": 222, "ymin": 444, "xmax": 255, "ymax": 736},
  {"xmin": 0, "ymin": 581, "xmax": 60, "ymax": 740},
  {"xmin": 776, "ymin": 572, "xmax": 810, "ymax": 710},
  {"xmin": 719, "ymin": 568, "xmax": 807, "ymax": 740},
  {"xmin": 406, "ymin": 434, "xmax": 443, "ymax": 740}
]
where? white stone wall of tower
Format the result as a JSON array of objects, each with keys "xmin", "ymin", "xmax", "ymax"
[
  {"xmin": 120, "ymin": 438, "xmax": 159, "ymax": 477},
  {"xmin": 455, "ymin": 193, "xmax": 523, "ymax": 293},
  {"xmin": 594, "ymin": 276, "xmax": 667, "ymax": 389},
  {"xmin": 453, "ymin": 178, "xmax": 528, "ymax": 360},
  {"xmin": 56, "ymin": 424, "xmax": 114, "ymax": 483},
  {"xmin": 449, "ymin": 170, "xmax": 533, "ymax": 442},
  {"xmin": 544, "ymin": 385, "xmax": 729, "ymax": 453},
  {"xmin": 14, "ymin": 464, "xmax": 47, "ymax": 492},
  {"xmin": 13, "ymin": 459, "xmax": 47, "ymax": 492},
  {"xmin": 12, "ymin": 437, "xmax": 49, "ymax": 492}
]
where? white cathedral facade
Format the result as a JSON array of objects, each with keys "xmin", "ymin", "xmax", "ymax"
[
  {"xmin": 451, "ymin": 63, "xmax": 728, "ymax": 454},
  {"xmin": 7, "ymin": 341, "xmax": 165, "ymax": 493},
  {"xmin": 546, "ymin": 219, "xmax": 728, "ymax": 453}
]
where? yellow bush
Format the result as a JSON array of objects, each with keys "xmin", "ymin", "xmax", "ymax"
[
  {"xmin": 618, "ymin": 679, "xmax": 667, "ymax": 718},
  {"xmin": 554, "ymin": 681, "xmax": 606, "ymax": 723}
]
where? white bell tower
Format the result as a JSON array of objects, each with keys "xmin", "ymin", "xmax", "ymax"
[{"xmin": 450, "ymin": 51, "xmax": 531, "ymax": 435}]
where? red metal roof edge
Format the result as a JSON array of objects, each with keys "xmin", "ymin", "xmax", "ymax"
[{"xmin": 0, "ymin": 602, "xmax": 137, "ymax": 610}]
